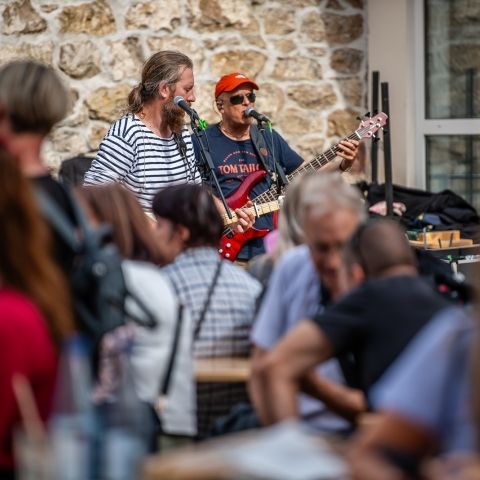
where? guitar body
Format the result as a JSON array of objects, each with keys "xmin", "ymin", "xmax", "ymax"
[
  {"xmin": 225, "ymin": 170, "xmax": 267, "ymax": 209},
  {"xmin": 218, "ymin": 112, "xmax": 388, "ymax": 262},
  {"xmin": 219, "ymin": 226, "xmax": 270, "ymax": 261},
  {"xmin": 220, "ymin": 170, "xmax": 270, "ymax": 261}
]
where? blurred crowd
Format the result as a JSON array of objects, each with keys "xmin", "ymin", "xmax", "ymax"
[{"xmin": 0, "ymin": 55, "xmax": 478, "ymax": 480}]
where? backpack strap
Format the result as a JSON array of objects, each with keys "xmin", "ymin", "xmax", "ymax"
[
  {"xmin": 35, "ymin": 188, "xmax": 81, "ymax": 252},
  {"xmin": 194, "ymin": 259, "xmax": 223, "ymax": 340},
  {"xmin": 155, "ymin": 260, "xmax": 223, "ymax": 412},
  {"xmin": 124, "ymin": 288, "xmax": 157, "ymax": 329},
  {"xmin": 35, "ymin": 182, "xmax": 94, "ymax": 249},
  {"xmin": 155, "ymin": 303, "xmax": 184, "ymax": 412}
]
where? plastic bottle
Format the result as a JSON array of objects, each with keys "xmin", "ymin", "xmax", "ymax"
[
  {"xmin": 101, "ymin": 348, "xmax": 152, "ymax": 480},
  {"xmin": 49, "ymin": 335, "xmax": 94, "ymax": 480}
]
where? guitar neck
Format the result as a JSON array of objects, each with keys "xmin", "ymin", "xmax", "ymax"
[
  {"xmin": 253, "ymin": 131, "xmax": 361, "ymax": 204},
  {"xmin": 223, "ymin": 199, "xmax": 281, "ymax": 226},
  {"xmin": 287, "ymin": 131, "xmax": 361, "ymax": 181}
]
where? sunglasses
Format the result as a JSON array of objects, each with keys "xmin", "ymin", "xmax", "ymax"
[{"xmin": 229, "ymin": 92, "xmax": 256, "ymax": 105}]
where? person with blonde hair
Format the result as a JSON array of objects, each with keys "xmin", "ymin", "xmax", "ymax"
[
  {"xmin": 0, "ymin": 150, "xmax": 74, "ymax": 476},
  {"xmin": 246, "ymin": 172, "xmax": 314, "ymax": 286},
  {"xmin": 84, "ymin": 51, "xmax": 201, "ymax": 209}
]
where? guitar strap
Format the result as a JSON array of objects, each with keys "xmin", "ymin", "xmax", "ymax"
[
  {"xmin": 250, "ymin": 124, "xmax": 288, "ymax": 192},
  {"xmin": 249, "ymin": 124, "xmax": 271, "ymax": 175},
  {"xmin": 194, "ymin": 260, "xmax": 223, "ymax": 340}
]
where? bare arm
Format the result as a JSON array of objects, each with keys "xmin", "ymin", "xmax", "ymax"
[
  {"xmin": 300, "ymin": 370, "xmax": 366, "ymax": 422},
  {"xmin": 248, "ymin": 346, "xmax": 269, "ymax": 424},
  {"xmin": 251, "ymin": 319, "xmax": 334, "ymax": 425}
]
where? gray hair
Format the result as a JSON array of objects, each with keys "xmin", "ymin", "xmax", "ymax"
[
  {"xmin": 0, "ymin": 60, "xmax": 69, "ymax": 134},
  {"xmin": 272, "ymin": 171, "xmax": 315, "ymax": 259},
  {"xmin": 299, "ymin": 171, "xmax": 367, "ymax": 226}
]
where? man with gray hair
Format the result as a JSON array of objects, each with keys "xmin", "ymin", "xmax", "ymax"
[
  {"xmin": 249, "ymin": 171, "xmax": 367, "ymax": 432},
  {"xmin": 253, "ymin": 217, "xmax": 453, "ymax": 426}
]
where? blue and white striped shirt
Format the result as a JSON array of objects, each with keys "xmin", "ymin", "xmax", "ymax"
[{"xmin": 84, "ymin": 114, "xmax": 202, "ymax": 209}]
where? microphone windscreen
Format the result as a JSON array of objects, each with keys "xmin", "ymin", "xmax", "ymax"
[{"xmin": 173, "ymin": 95, "xmax": 185, "ymax": 106}]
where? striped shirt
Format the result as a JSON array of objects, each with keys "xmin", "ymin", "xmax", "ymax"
[
  {"xmin": 84, "ymin": 114, "xmax": 202, "ymax": 209},
  {"xmin": 161, "ymin": 247, "xmax": 262, "ymax": 437}
]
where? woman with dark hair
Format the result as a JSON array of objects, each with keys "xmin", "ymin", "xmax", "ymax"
[
  {"xmin": 151, "ymin": 183, "xmax": 224, "ymax": 264},
  {"xmin": 152, "ymin": 183, "xmax": 262, "ymax": 438},
  {"xmin": 0, "ymin": 150, "xmax": 74, "ymax": 477},
  {"xmin": 77, "ymin": 183, "xmax": 196, "ymax": 440}
]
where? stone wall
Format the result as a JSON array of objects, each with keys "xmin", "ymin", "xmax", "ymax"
[{"xmin": 0, "ymin": 0, "xmax": 366, "ymax": 170}]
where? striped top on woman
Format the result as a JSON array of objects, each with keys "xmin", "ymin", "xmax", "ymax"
[{"xmin": 84, "ymin": 114, "xmax": 202, "ymax": 210}]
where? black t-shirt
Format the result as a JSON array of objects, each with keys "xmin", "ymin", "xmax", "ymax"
[
  {"xmin": 31, "ymin": 175, "xmax": 77, "ymax": 273},
  {"xmin": 313, "ymin": 275, "xmax": 452, "ymax": 394},
  {"xmin": 193, "ymin": 124, "xmax": 303, "ymax": 259}
]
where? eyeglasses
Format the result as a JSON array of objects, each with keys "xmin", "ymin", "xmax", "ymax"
[{"xmin": 229, "ymin": 92, "xmax": 256, "ymax": 105}]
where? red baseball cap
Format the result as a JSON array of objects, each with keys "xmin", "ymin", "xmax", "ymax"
[{"xmin": 215, "ymin": 72, "xmax": 259, "ymax": 98}]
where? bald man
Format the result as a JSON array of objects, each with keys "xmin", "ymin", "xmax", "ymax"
[{"xmin": 252, "ymin": 218, "xmax": 454, "ymax": 425}]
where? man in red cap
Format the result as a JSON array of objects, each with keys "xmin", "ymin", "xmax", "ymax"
[{"xmin": 193, "ymin": 72, "xmax": 360, "ymax": 262}]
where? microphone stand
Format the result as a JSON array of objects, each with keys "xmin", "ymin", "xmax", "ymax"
[
  {"xmin": 257, "ymin": 119, "xmax": 288, "ymax": 194},
  {"xmin": 189, "ymin": 112, "xmax": 233, "ymax": 220}
]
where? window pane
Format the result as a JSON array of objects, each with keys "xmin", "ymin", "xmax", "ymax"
[
  {"xmin": 426, "ymin": 135, "xmax": 480, "ymax": 208},
  {"xmin": 425, "ymin": 0, "xmax": 480, "ymax": 119}
]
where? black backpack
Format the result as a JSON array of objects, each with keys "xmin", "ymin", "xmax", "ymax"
[
  {"xmin": 58, "ymin": 155, "xmax": 94, "ymax": 187},
  {"xmin": 36, "ymin": 187, "xmax": 156, "ymax": 348}
]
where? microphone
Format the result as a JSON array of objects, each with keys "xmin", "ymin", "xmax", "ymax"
[
  {"xmin": 245, "ymin": 107, "xmax": 271, "ymax": 123},
  {"xmin": 174, "ymin": 96, "xmax": 199, "ymax": 120}
]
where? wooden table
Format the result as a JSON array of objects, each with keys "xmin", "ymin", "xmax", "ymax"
[{"xmin": 194, "ymin": 357, "xmax": 251, "ymax": 383}]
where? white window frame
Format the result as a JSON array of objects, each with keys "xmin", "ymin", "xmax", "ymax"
[{"xmin": 413, "ymin": 0, "xmax": 480, "ymax": 190}]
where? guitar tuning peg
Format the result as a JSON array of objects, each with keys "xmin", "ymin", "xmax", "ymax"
[
  {"xmin": 356, "ymin": 116, "xmax": 362, "ymax": 121},
  {"xmin": 364, "ymin": 111, "xmax": 371, "ymax": 118}
]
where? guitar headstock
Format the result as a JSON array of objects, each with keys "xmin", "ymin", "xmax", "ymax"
[{"xmin": 356, "ymin": 112, "xmax": 388, "ymax": 140}]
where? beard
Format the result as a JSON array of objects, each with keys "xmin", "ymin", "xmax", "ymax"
[{"xmin": 162, "ymin": 94, "xmax": 186, "ymax": 134}]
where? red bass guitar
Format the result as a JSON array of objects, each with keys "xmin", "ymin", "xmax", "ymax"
[{"xmin": 219, "ymin": 112, "xmax": 388, "ymax": 261}]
